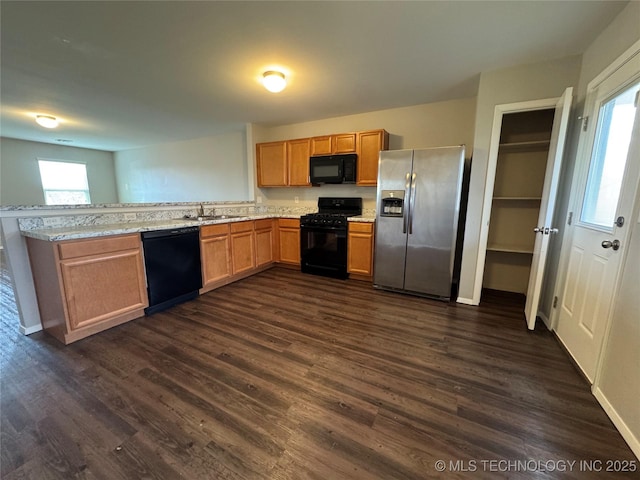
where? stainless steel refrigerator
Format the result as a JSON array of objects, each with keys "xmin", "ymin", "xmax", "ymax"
[{"xmin": 373, "ymin": 146, "xmax": 465, "ymax": 300}]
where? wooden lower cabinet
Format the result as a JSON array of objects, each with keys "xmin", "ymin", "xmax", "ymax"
[
  {"xmin": 277, "ymin": 218, "xmax": 301, "ymax": 266},
  {"xmin": 255, "ymin": 219, "xmax": 276, "ymax": 267},
  {"xmin": 230, "ymin": 221, "xmax": 256, "ymax": 275},
  {"xmin": 26, "ymin": 234, "xmax": 148, "ymax": 344},
  {"xmin": 200, "ymin": 224, "xmax": 232, "ymax": 292},
  {"xmin": 201, "ymin": 219, "xmax": 278, "ymax": 293},
  {"xmin": 348, "ymin": 222, "xmax": 375, "ymax": 279}
]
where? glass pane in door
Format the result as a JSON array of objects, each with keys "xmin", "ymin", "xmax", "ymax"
[{"xmin": 580, "ymin": 81, "xmax": 639, "ymax": 229}]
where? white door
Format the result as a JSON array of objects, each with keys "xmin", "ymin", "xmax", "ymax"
[
  {"xmin": 556, "ymin": 52, "xmax": 640, "ymax": 382},
  {"xmin": 524, "ymin": 87, "xmax": 573, "ymax": 330}
]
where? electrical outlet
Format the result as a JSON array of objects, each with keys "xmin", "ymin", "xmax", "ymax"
[
  {"xmin": 42, "ymin": 217, "xmax": 63, "ymax": 228},
  {"xmin": 256, "ymin": 196, "xmax": 262, "ymax": 204},
  {"xmin": 294, "ymin": 196, "xmax": 299, "ymax": 204},
  {"xmin": 123, "ymin": 213, "xmax": 137, "ymax": 221}
]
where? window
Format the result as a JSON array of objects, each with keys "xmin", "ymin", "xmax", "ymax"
[
  {"xmin": 38, "ymin": 159, "xmax": 91, "ymax": 205},
  {"xmin": 580, "ymin": 81, "xmax": 640, "ymax": 229}
]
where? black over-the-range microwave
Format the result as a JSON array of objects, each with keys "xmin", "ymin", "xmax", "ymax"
[{"xmin": 309, "ymin": 154, "xmax": 357, "ymax": 185}]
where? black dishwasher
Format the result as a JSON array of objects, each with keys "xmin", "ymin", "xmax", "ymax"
[{"xmin": 141, "ymin": 226, "xmax": 202, "ymax": 315}]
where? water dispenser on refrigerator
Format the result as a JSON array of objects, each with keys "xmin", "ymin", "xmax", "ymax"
[{"xmin": 380, "ymin": 190, "xmax": 405, "ymax": 217}]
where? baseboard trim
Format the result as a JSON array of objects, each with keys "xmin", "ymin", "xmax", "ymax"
[
  {"xmin": 20, "ymin": 324, "xmax": 43, "ymax": 335},
  {"xmin": 456, "ymin": 296, "xmax": 477, "ymax": 305},
  {"xmin": 593, "ymin": 386, "xmax": 640, "ymax": 460}
]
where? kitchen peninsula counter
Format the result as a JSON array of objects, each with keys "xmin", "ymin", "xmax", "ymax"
[
  {"xmin": 20, "ymin": 213, "xmax": 375, "ymax": 242},
  {"xmin": 20, "ymin": 214, "xmax": 280, "ymax": 242}
]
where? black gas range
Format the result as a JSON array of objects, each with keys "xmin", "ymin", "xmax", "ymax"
[{"xmin": 300, "ymin": 197, "xmax": 362, "ymax": 279}]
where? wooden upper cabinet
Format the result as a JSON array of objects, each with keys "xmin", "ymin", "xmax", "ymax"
[
  {"xmin": 257, "ymin": 129, "xmax": 386, "ymax": 187},
  {"xmin": 310, "ymin": 136, "xmax": 332, "ymax": 156},
  {"xmin": 332, "ymin": 133, "xmax": 356, "ymax": 153},
  {"xmin": 287, "ymin": 138, "xmax": 311, "ymax": 186},
  {"xmin": 357, "ymin": 129, "xmax": 389, "ymax": 186},
  {"xmin": 310, "ymin": 134, "xmax": 356, "ymax": 155},
  {"xmin": 257, "ymin": 141, "xmax": 287, "ymax": 187}
]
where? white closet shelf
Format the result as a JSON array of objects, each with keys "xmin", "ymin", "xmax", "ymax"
[
  {"xmin": 498, "ymin": 140, "xmax": 551, "ymax": 150},
  {"xmin": 492, "ymin": 196, "xmax": 542, "ymax": 201},
  {"xmin": 486, "ymin": 244, "xmax": 534, "ymax": 254}
]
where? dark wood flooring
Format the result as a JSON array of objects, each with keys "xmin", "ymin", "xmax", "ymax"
[{"xmin": 1, "ymin": 267, "xmax": 636, "ymax": 479}]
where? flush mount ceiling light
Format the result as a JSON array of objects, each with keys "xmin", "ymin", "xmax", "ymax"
[
  {"xmin": 35, "ymin": 115, "xmax": 59, "ymax": 128},
  {"xmin": 262, "ymin": 70, "xmax": 286, "ymax": 93}
]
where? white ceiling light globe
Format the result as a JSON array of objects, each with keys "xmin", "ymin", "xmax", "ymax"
[
  {"xmin": 262, "ymin": 71, "xmax": 286, "ymax": 93},
  {"xmin": 35, "ymin": 115, "xmax": 59, "ymax": 128}
]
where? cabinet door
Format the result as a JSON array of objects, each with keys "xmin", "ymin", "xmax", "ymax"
[
  {"xmin": 257, "ymin": 141, "xmax": 287, "ymax": 186},
  {"xmin": 357, "ymin": 130, "xmax": 388, "ymax": 185},
  {"xmin": 278, "ymin": 219, "xmax": 300, "ymax": 265},
  {"xmin": 287, "ymin": 138, "xmax": 311, "ymax": 186},
  {"xmin": 60, "ymin": 249, "xmax": 147, "ymax": 331},
  {"xmin": 332, "ymin": 133, "xmax": 356, "ymax": 153},
  {"xmin": 255, "ymin": 220, "xmax": 275, "ymax": 267},
  {"xmin": 348, "ymin": 223, "xmax": 374, "ymax": 276},
  {"xmin": 201, "ymin": 234, "xmax": 231, "ymax": 286},
  {"xmin": 231, "ymin": 223, "xmax": 256, "ymax": 274},
  {"xmin": 310, "ymin": 136, "xmax": 332, "ymax": 156}
]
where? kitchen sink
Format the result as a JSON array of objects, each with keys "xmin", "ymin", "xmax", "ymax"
[{"xmin": 210, "ymin": 215, "xmax": 246, "ymax": 220}]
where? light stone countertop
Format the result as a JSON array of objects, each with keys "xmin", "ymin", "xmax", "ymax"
[
  {"xmin": 21, "ymin": 213, "xmax": 374, "ymax": 242},
  {"xmin": 348, "ymin": 216, "xmax": 376, "ymax": 223}
]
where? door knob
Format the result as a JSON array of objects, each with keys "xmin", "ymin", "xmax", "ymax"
[
  {"xmin": 533, "ymin": 227, "xmax": 544, "ymax": 233},
  {"xmin": 601, "ymin": 239, "xmax": 620, "ymax": 251}
]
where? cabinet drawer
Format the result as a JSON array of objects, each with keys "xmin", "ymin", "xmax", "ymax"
[
  {"xmin": 278, "ymin": 218, "xmax": 300, "ymax": 229},
  {"xmin": 349, "ymin": 222, "xmax": 374, "ymax": 233},
  {"xmin": 58, "ymin": 234, "xmax": 140, "ymax": 260},
  {"xmin": 201, "ymin": 223, "xmax": 230, "ymax": 238},
  {"xmin": 230, "ymin": 220, "xmax": 254, "ymax": 233},
  {"xmin": 254, "ymin": 218, "xmax": 273, "ymax": 231}
]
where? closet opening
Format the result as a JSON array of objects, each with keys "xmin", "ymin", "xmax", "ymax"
[{"xmin": 481, "ymin": 108, "xmax": 555, "ymax": 304}]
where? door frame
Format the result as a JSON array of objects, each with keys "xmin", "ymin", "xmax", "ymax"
[
  {"xmin": 472, "ymin": 97, "xmax": 561, "ymax": 306},
  {"xmin": 549, "ymin": 39, "xmax": 640, "ymax": 335}
]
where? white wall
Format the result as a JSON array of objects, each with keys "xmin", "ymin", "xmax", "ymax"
[
  {"xmin": 253, "ymin": 97, "xmax": 477, "ymax": 211},
  {"xmin": 115, "ymin": 130, "xmax": 249, "ymax": 203},
  {"xmin": 596, "ymin": 212, "xmax": 640, "ymax": 458},
  {"xmin": 0, "ymin": 137, "xmax": 118, "ymax": 205},
  {"xmin": 457, "ymin": 55, "xmax": 582, "ymax": 303}
]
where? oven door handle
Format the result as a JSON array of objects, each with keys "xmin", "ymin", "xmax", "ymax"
[{"xmin": 301, "ymin": 225, "xmax": 347, "ymax": 234}]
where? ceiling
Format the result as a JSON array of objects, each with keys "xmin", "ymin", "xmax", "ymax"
[{"xmin": 0, "ymin": 1, "xmax": 629, "ymax": 152}]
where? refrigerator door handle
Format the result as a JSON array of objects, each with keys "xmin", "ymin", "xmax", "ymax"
[
  {"xmin": 408, "ymin": 173, "xmax": 417, "ymax": 234},
  {"xmin": 403, "ymin": 172, "xmax": 411, "ymax": 234}
]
